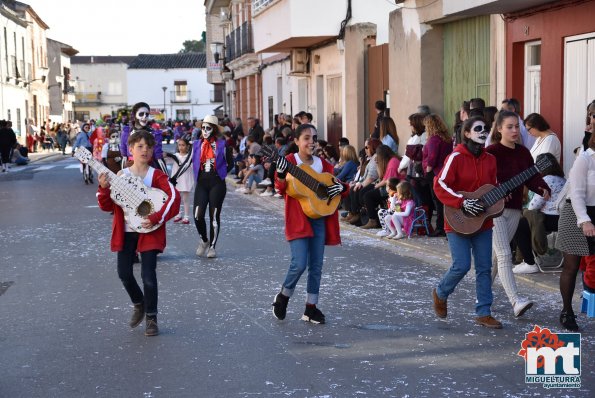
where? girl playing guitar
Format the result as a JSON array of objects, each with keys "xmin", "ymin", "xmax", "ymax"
[{"xmin": 271, "ymin": 124, "xmax": 349, "ymax": 324}]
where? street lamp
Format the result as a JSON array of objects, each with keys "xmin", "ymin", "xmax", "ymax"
[
  {"xmin": 161, "ymin": 86, "xmax": 167, "ymax": 121},
  {"xmin": 210, "ymin": 42, "xmax": 224, "ymax": 64}
]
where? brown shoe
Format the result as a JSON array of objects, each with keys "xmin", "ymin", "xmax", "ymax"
[
  {"xmin": 360, "ymin": 219, "xmax": 380, "ymax": 229},
  {"xmin": 432, "ymin": 288, "xmax": 447, "ymax": 318},
  {"xmin": 129, "ymin": 302, "xmax": 144, "ymax": 328},
  {"xmin": 348, "ymin": 214, "xmax": 361, "ymax": 225},
  {"xmin": 145, "ymin": 316, "xmax": 159, "ymax": 336},
  {"xmin": 476, "ymin": 315, "xmax": 503, "ymax": 329}
]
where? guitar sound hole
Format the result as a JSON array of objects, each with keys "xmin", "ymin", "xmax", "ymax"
[
  {"xmin": 316, "ymin": 183, "xmax": 328, "ymax": 200},
  {"xmin": 137, "ymin": 200, "xmax": 153, "ymax": 216}
]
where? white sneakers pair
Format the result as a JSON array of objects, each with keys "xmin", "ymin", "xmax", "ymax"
[
  {"xmin": 512, "ymin": 262, "xmax": 539, "ymax": 274},
  {"xmin": 259, "ymin": 190, "xmax": 274, "ymax": 197},
  {"xmin": 196, "ymin": 241, "xmax": 216, "ymax": 258},
  {"xmin": 375, "ymin": 230, "xmax": 405, "ymax": 240}
]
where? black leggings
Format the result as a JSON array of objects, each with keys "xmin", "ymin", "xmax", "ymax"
[
  {"xmin": 348, "ymin": 184, "xmax": 374, "ymax": 214},
  {"xmin": 514, "ymin": 214, "xmax": 559, "ymax": 265},
  {"xmin": 363, "ymin": 187, "xmax": 386, "ymax": 221},
  {"xmin": 117, "ymin": 232, "xmax": 159, "ymax": 315},
  {"xmin": 193, "ymin": 172, "xmax": 226, "ymax": 247}
]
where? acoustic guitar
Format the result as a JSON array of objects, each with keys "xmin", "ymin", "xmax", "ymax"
[
  {"xmin": 444, "ymin": 155, "xmax": 552, "ymax": 236},
  {"xmin": 260, "ymin": 146, "xmax": 341, "ymax": 219},
  {"xmin": 74, "ymin": 147, "xmax": 168, "ymax": 233}
]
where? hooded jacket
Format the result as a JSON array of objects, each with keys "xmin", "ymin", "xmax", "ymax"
[{"xmin": 433, "ymin": 144, "xmax": 498, "ymax": 233}]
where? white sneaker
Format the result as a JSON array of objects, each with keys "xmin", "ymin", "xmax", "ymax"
[
  {"xmin": 513, "ymin": 262, "xmax": 539, "ymax": 274},
  {"xmin": 259, "ymin": 190, "xmax": 274, "ymax": 197},
  {"xmin": 196, "ymin": 241, "xmax": 209, "ymax": 257},
  {"xmin": 258, "ymin": 178, "xmax": 272, "ymax": 186},
  {"xmin": 207, "ymin": 247, "xmax": 216, "ymax": 258},
  {"xmin": 392, "ymin": 233, "xmax": 405, "ymax": 240},
  {"xmin": 387, "ymin": 232, "xmax": 397, "ymax": 239},
  {"xmin": 243, "ymin": 189, "xmax": 253, "ymax": 194},
  {"xmin": 235, "ymin": 187, "xmax": 248, "ymax": 193},
  {"xmin": 376, "ymin": 230, "xmax": 390, "ymax": 237},
  {"xmin": 513, "ymin": 298, "xmax": 534, "ymax": 317},
  {"xmin": 274, "ymin": 193, "xmax": 283, "ymax": 198}
]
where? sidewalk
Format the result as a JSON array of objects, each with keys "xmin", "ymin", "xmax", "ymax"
[{"xmin": 227, "ymin": 177, "xmax": 566, "ymax": 295}]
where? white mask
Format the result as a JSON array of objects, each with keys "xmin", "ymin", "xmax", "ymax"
[
  {"xmin": 135, "ymin": 107, "xmax": 150, "ymax": 127},
  {"xmin": 468, "ymin": 122, "xmax": 488, "ymax": 144},
  {"xmin": 202, "ymin": 124, "xmax": 215, "ymax": 139}
]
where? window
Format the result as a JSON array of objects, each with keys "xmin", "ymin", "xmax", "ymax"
[
  {"xmin": 108, "ymin": 82, "xmax": 122, "ymax": 96},
  {"xmin": 176, "ymin": 109, "xmax": 190, "ymax": 120},
  {"xmin": 174, "ymin": 80, "xmax": 189, "ymax": 102},
  {"xmin": 16, "ymin": 109, "xmax": 21, "ymax": 133},
  {"xmin": 524, "ymin": 41, "xmax": 541, "ymax": 116}
]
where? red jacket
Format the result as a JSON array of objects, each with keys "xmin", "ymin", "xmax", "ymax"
[
  {"xmin": 97, "ymin": 167, "xmax": 181, "ymax": 252},
  {"xmin": 433, "ymin": 144, "xmax": 498, "ymax": 233},
  {"xmin": 275, "ymin": 153, "xmax": 349, "ymax": 244}
]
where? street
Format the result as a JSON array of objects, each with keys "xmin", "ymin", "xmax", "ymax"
[{"xmin": 0, "ymin": 155, "xmax": 593, "ymax": 398}]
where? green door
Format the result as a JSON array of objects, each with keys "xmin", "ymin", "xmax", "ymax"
[{"xmin": 443, "ymin": 16, "xmax": 491, "ymax": 132}]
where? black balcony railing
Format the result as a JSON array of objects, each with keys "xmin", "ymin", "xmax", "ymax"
[
  {"xmin": 226, "ymin": 22, "xmax": 254, "ymax": 62},
  {"xmin": 170, "ymin": 90, "xmax": 192, "ymax": 103}
]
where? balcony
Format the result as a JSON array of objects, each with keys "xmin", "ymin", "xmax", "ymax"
[
  {"xmin": 442, "ymin": 0, "xmax": 559, "ymax": 19},
  {"xmin": 170, "ymin": 90, "xmax": 192, "ymax": 103},
  {"xmin": 225, "ymin": 21, "xmax": 254, "ymax": 62},
  {"xmin": 251, "ymin": 0, "xmax": 341, "ymax": 53},
  {"xmin": 74, "ymin": 91, "xmax": 102, "ymax": 106}
]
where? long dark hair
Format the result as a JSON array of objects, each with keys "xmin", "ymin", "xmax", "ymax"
[
  {"xmin": 536, "ymin": 153, "xmax": 564, "ymax": 178},
  {"xmin": 376, "ymin": 144, "xmax": 398, "ymax": 178}
]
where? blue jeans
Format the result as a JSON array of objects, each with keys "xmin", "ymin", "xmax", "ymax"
[
  {"xmin": 281, "ymin": 217, "xmax": 326, "ymax": 305},
  {"xmin": 246, "ymin": 174, "xmax": 262, "ymax": 189},
  {"xmin": 436, "ymin": 229, "xmax": 493, "ymax": 316}
]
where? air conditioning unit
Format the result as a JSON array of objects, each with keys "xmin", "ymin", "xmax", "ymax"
[{"xmin": 290, "ymin": 49, "xmax": 308, "ymax": 74}]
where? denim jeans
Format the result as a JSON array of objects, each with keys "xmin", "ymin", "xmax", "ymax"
[
  {"xmin": 246, "ymin": 174, "xmax": 262, "ymax": 189},
  {"xmin": 117, "ymin": 232, "xmax": 159, "ymax": 315},
  {"xmin": 281, "ymin": 217, "xmax": 326, "ymax": 305},
  {"xmin": 436, "ymin": 229, "xmax": 493, "ymax": 316}
]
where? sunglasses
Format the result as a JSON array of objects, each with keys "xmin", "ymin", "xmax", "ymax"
[
  {"xmin": 137, "ymin": 112, "xmax": 149, "ymax": 117},
  {"xmin": 472, "ymin": 125, "xmax": 487, "ymax": 133}
]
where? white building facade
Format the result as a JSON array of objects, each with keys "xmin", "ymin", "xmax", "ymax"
[
  {"xmin": 71, "ymin": 56, "xmax": 135, "ymax": 121},
  {"xmin": 127, "ymin": 53, "xmax": 221, "ymax": 121}
]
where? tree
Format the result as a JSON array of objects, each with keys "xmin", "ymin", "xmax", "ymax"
[{"xmin": 179, "ymin": 32, "xmax": 207, "ymax": 53}]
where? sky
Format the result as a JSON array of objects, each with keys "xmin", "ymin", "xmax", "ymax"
[{"xmin": 23, "ymin": 0, "xmax": 206, "ymax": 56}]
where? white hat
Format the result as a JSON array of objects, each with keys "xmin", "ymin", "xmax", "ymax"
[{"xmin": 201, "ymin": 115, "xmax": 223, "ymax": 132}]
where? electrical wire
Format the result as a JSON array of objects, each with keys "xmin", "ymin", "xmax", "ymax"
[{"xmin": 383, "ymin": 0, "xmax": 440, "ymax": 10}]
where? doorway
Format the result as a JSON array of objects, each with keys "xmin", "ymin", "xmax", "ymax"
[{"xmin": 326, "ymin": 76, "xmax": 342, "ymax": 148}]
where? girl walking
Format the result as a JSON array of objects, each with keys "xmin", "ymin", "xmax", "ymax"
[
  {"xmin": 271, "ymin": 124, "xmax": 349, "ymax": 324},
  {"xmin": 486, "ymin": 111, "xmax": 550, "ymax": 318}
]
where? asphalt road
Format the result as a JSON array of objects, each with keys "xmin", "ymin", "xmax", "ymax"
[{"xmin": 0, "ymin": 155, "xmax": 593, "ymax": 397}]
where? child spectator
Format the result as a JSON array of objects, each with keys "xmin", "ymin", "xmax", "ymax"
[
  {"xmin": 236, "ymin": 153, "xmax": 264, "ymax": 194},
  {"xmin": 389, "ymin": 181, "xmax": 416, "ymax": 239},
  {"xmin": 376, "ymin": 177, "xmax": 400, "ymax": 237},
  {"xmin": 167, "ymin": 135, "xmax": 194, "ymax": 224}
]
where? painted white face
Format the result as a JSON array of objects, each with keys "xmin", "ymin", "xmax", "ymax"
[
  {"xmin": 135, "ymin": 107, "xmax": 150, "ymax": 127},
  {"xmin": 202, "ymin": 124, "xmax": 215, "ymax": 139},
  {"xmin": 109, "ymin": 133, "xmax": 119, "ymax": 144},
  {"xmin": 468, "ymin": 121, "xmax": 488, "ymax": 144}
]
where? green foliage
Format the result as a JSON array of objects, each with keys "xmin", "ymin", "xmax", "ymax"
[{"xmin": 179, "ymin": 32, "xmax": 207, "ymax": 53}]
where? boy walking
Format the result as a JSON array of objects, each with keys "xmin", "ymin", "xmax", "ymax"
[{"xmin": 97, "ymin": 130, "xmax": 180, "ymax": 336}]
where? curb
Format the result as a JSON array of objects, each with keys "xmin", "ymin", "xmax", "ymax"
[{"xmin": 225, "ymin": 177, "xmax": 564, "ymax": 294}]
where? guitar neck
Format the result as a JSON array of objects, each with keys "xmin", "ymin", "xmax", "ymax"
[
  {"xmin": 481, "ymin": 165, "xmax": 539, "ymax": 207},
  {"xmin": 86, "ymin": 157, "xmax": 137, "ymax": 195}
]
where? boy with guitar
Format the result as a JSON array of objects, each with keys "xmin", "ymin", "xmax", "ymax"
[
  {"xmin": 271, "ymin": 124, "xmax": 349, "ymax": 324},
  {"xmin": 97, "ymin": 130, "xmax": 180, "ymax": 336}
]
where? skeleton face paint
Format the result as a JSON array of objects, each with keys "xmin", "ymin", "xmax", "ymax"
[
  {"xmin": 135, "ymin": 107, "xmax": 150, "ymax": 127},
  {"xmin": 202, "ymin": 124, "xmax": 215, "ymax": 139},
  {"xmin": 467, "ymin": 121, "xmax": 488, "ymax": 144}
]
